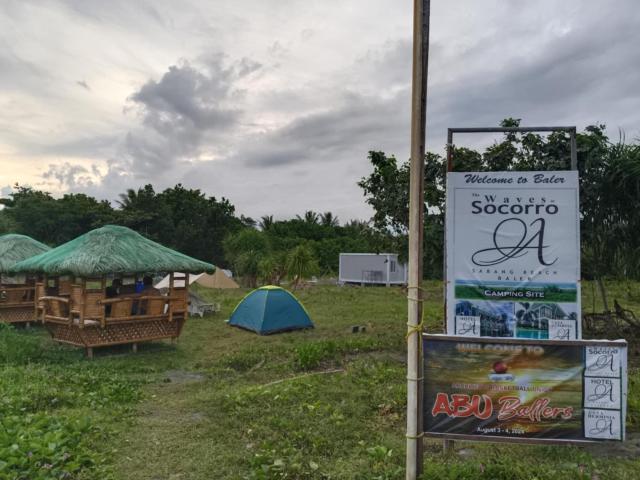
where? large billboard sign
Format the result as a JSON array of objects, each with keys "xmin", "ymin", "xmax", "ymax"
[
  {"xmin": 446, "ymin": 171, "xmax": 581, "ymax": 340},
  {"xmin": 423, "ymin": 335, "xmax": 627, "ymax": 443}
]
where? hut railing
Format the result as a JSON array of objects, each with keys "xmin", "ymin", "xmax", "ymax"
[
  {"xmin": 0, "ymin": 286, "xmax": 36, "ymax": 307},
  {"xmin": 98, "ymin": 295, "xmax": 184, "ymax": 324},
  {"xmin": 40, "ymin": 293, "xmax": 188, "ymax": 328},
  {"xmin": 40, "ymin": 296, "xmax": 72, "ymax": 324}
]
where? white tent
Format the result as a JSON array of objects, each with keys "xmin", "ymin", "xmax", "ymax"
[{"xmin": 155, "ymin": 269, "xmax": 239, "ymax": 289}]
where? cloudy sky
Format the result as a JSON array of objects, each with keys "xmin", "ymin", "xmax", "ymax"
[{"xmin": 1, "ymin": 0, "xmax": 639, "ymax": 221}]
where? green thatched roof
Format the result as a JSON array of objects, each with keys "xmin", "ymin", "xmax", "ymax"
[
  {"xmin": 0, "ymin": 234, "xmax": 51, "ymax": 273},
  {"xmin": 11, "ymin": 225, "xmax": 214, "ymax": 277}
]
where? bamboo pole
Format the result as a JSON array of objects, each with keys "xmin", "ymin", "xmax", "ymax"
[{"xmin": 406, "ymin": 0, "xmax": 430, "ymax": 478}]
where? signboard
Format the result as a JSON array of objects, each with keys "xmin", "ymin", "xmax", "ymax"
[
  {"xmin": 446, "ymin": 171, "xmax": 581, "ymax": 339},
  {"xmin": 423, "ymin": 335, "xmax": 627, "ymax": 443}
]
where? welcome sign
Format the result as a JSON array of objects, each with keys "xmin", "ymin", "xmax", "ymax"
[
  {"xmin": 446, "ymin": 171, "xmax": 581, "ymax": 340},
  {"xmin": 423, "ymin": 335, "xmax": 627, "ymax": 442}
]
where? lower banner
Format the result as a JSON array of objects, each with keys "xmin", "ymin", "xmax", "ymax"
[{"xmin": 423, "ymin": 335, "xmax": 627, "ymax": 443}]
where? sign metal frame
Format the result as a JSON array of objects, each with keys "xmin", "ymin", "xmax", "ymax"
[{"xmin": 443, "ymin": 126, "xmax": 579, "ymax": 331}]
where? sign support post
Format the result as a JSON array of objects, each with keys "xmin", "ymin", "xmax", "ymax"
[{"xmin": 406, "ymin": 0, "xmax": 430, "ymax": 478}]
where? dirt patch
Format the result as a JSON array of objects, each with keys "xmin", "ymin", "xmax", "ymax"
[
  {"xmin": 583, "ymin": 432, "xmax": 640, "ymax": 458},
  {"xmin": 162, "ymin": 370, "xmax": 206, "ymax": 384}
]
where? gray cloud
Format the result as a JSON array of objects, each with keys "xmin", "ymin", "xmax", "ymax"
[
  {"xmin": 42, "ymin": 162, "xmax": 96, "ymax": 189},
  {"xmin": 238, "ymin": 89, "xmax": 409, "ymax": 168},
  {"xmin": 3, "ymin": 0, "xmax": 640, "ymax": 221},
  {"xmin": 113, "ymin": 55, "xmax": 261, "ymax": 176}
]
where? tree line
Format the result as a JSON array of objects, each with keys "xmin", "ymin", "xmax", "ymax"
[
  {"xmin": 0, "ymin": 119, "xmax": 637, "ymax": 297},
  {"xmin": 0, "ymin": 184, "xmax": 391, "ymax": 286},
  {"xmin": 358, "ymin": 119, "xmax": 640, "ymax": 308}
]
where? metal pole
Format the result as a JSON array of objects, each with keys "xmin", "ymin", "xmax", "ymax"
[
  {"xmin": 570, "ymin": 128, "xmax": 578, "ymax": 170},
  {"xmin": 443, "ymin": 129, "xmax": 454, "ymax": 455},
  {"xmin": 446, "ymin": 129, "xmax": 453, "ymax": 171},
  {"xmin": 406, "ymin": 0, "xmax": 429, "ymax": 478}
]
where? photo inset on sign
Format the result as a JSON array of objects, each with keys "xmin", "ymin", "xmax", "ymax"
[
  {"xmin": 454, "ymin": 300, "xmax": 515, "ymax": 337},
  {"xmin": 515, "ymin": 302, "xmax": 578, "ymax": 340}
]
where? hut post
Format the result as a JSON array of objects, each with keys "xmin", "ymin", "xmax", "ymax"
[
  {"xmin": 79, "ymin": 278, "xmax": 86, "ymax": 328},
  {"xmin": 168, "ymin": 272, "xmax": 174, "ymax": 322},
  {"xmin": 34, "ymin": 275, "xmax": 41, "ymax": 322},
  {"xmin": 41, "ymin": 274, "xmax": 48, "ymax": 323},
  {"xmin": 184, "ymin": 274, "xmax": 190, "ymax": 321},
  {"xmin": 100, "ymin": 277, "xmax": 106, "ymax": 328}
]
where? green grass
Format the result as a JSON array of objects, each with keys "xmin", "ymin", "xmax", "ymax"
[{"xmin": 0, "ymin": 280, "xmax": 639, "ymax": 479}]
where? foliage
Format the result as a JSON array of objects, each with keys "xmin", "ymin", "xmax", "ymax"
[
  {"xmin": 0, "ymin": 184, "xmax": 243, "ymax": 267},
  {"xmin": 294, "ymin": 340, "xmax": 338, "ymax": 370},
  {"xmin": 0, "ymin": 325, "xmax": 143, "ymax": 480},
  {"xmin": 0, "ymin": 187, "xmax": 390, "ymax": 278},
  {"xmin": 258, "ymin": 252, "xmax": 288, "ymax": 286},
  {"xmin": 116, "ymin": 184, "xmax": 243, "ymax": 266},
  {"xmin": 0, "ymin": 413, "xmax": 111, "ymax": 480},
  {"xmin": 287, "ymin": 244, "xmax": 319, "ymax": 289},
  {"xmin": 224, "ymin": 229, "xmax": 270, "ymax": 286},
  {"xmin": 358, "ymin": 120, "xmax": 640, "ymax": 281},
  {"xmin": 0, "ymin": 186, "xmax": 115, "ymax": 246}
]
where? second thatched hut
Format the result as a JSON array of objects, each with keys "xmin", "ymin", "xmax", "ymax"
[
  {"xmin": 12, "ymin": 225, "xmax": 214, "ymax": 357},
  {"xmin": 0, "ymin": 233, "xmax": 51, "ymax": 324}
]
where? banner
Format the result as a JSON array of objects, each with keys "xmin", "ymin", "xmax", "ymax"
[
  {"xmin": 423, "ymin": 335, "xmax": 627, "ymax": 442},
  {"xmin": 446, "ymin": 171, "xmax": 581, "ymax": 339}
]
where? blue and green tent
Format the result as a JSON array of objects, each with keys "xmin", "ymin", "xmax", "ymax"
[{"xmin": 228, "ymin": 286, "xmax": 314, "ymax": 335}]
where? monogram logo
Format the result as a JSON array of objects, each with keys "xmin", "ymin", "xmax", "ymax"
[{"xmin": 471, "ymin": 218, "xmax": 558, "ymax": 267}]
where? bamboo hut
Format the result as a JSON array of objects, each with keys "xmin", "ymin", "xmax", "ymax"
[
  {"xmin": 0, "ymin": 234, "xmax": 51, "ymax": 325},
  {"xmin": 12, "ymin": 225, "xmax": 214, "ymax": 357}
]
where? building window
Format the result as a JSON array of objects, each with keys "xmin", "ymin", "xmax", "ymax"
[{"xmin": 390, "ymin": 260, "xmax": 396, "ymax": 273}]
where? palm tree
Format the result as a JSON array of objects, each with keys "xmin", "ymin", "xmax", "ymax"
[
  {"xmin": 259, "ymin": 215, "xmax": 274, "ymax": 231},
  {"xmin": 117, "ymin": 188, "xmax": 137, "ymax": 208},
  {"xmin": 320, "ymin": 212, "xmax": 339, "ymax": 227},
  {"xmin": 257, "ymin": 252, "xmax": 288, "ymax": 285},
  {"xmin": 286, "ymin": 244, "xmax": 319, "ymax": 290},
  {"xmin": 296, "ymin": 211, "xmax": 319, "ymax": 225},
  {"xmin": 236, "ymin": 250, "xmax": 261, "ymax": 288}
]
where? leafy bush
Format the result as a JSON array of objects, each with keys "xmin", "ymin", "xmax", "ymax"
[
  {"xmin": 248, "ymin": 444, "xmax": 326, "ymax": 480},
  {"xmin": 0, "ymin": 365, "xmax": 142, "ymax": 414},
  {"xmin": 0, "ymin": 413, "xmax": 111, "ymax": 480},
  {"xmin": 294, "ymin": 341, "xmax": 338, "ymax": 370},
  {"xmin": 0, "ymin": 324, "xmax": 43, "ymax": 365},
  {"xmin": 294, "ymin": 337, "xmax": 388, "ymax": 371}
]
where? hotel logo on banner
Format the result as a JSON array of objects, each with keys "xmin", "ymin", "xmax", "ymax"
[{"xmin": 446, "ymin": 171, "xmax": 581, "ymax": 340}]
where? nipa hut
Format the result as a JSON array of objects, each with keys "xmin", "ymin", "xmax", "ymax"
[
  {"xmin": 0, "ymin": 234, "xmax": 51, "ymax": 325},
  {"xmin": 12, "ymin": 225, "xmax": 214, "ymax": 357}
]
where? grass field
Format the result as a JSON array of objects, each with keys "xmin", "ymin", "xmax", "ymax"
[{"xmin": 1, "ymin": 280, "xmax": 639, "ymax": 479}]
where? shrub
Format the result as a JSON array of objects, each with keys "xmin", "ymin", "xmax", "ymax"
[
  {"xmin": 294, "ymin": 341, "xmax": 338, "ymax": 370},
  {"xmin": 0, "ymin": 413, "xmax": 111, "ymax": 480}
]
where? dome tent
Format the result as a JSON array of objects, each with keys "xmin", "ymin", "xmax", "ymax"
[{"xmin": 228, "ymin": 286, "xmax": 314, "ymax": 335}]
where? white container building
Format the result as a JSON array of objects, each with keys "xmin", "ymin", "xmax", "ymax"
[{"xmin": 338, "ymin": 253, "xmax": 408, "ymax": 286}]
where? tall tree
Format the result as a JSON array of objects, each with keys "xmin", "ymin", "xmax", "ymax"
[{"xmin": 320, "ymin": 212, "xmax": 339, "ymax": 227}]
